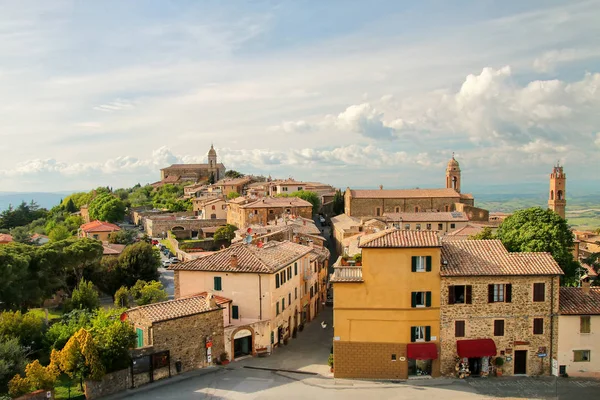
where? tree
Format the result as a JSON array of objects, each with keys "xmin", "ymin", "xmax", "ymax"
[
  {"xmin": 115, "ymin": 242, "xmax": 161, "ymax": 288},
  {"xmin": 130, "ymin": 280, "xmax": 168, "ymax": 306},
  {"xmin": 64, "ymin": 198, "xmax": 78, "ymax": 213},
  {"xmin": 88, "ymin": 193, "xmax": 126, "ymax": 223},
  {"xmin": 277, "ymin": 190, "xmax": 321, "ymax": 214},
  {"xmin": 0, "ymin": 311, "xmax": 45, "ymax": 351},
  {"xmin": 89, "ymin": 309, "xmax": 136, "ymax": 372},
  {"xmin": 66, "ymin": 280, "xmax": 99, "ymax": 312},
  {"xmin": 55, "ymin": 328, "xmax": 104, "ymax": 390},
  {"xmin": 108, "ymin": 229, "xmax": 137, "ymax": 245},
  {"xmin": 224, "ymin": 170, "xmax": 244, "ymax": 179},
  {"xmin": 332, "ymin": 190, "xmax": 344, "ymax": 215},
  {"xmin": 468, "ymin": 227, "xmax": 496, "ymax": 240},
  {"xmin": 151, "ymin": 184, "xmax": 191, "ymax": 212},
  {"xmin": 0, "ymin": 244, "xmax": 31, "ymax": 310},
  {"xmin": 113, "ymin": 287, "xmax": 130, "ymax": 308},
  {"xmin": 214, "ymin": 224, "xmax": 237, "ymax": 242},
  {"xmin": 227, "ymin": 191, "xmax": 241, "ymax": 200},
  {"xmin": 496, "ymin": 207, "xmax": 579, "ymax": 284},
  {"xmin": 0, "ymin": 337, "xmax": 27, "ymax": 393},
  {"xmin": 61, "ymin": 238, "xmax": 104, "ymax": 290},
  {"xmin": 208, "ymin": 172, "xmax": 216, "ymax": 185},
  {"xmin": 10, "ymin": 227, "xmax": 32, "ymax": 244},
  {"xmin": 8, "ymin": 357, "xmax": 59, "ymax": 398},
  {"xmin": 45, "ymin": 310, "xmax": 94, "ymax": 351},
  {"xmin": 0, "ymin": 201, "xmax": 47, "ymax": 230},
  {"xmin": 48, "ymin": 224, "xmax": 71, "ymax": 242}
]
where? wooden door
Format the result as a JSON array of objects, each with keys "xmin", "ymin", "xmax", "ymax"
[{"xmin": 514, "ymin": 350, "xmax": 527, "ymax": 374}]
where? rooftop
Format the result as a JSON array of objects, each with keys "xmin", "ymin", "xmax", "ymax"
[
  {"xmin": 359, "ymin": 229, "xmax": 441, "ymax": 248},
  {"xmin": 384, "ymin": 211, "xmax": 469, "ymax": 222},
  {"xmin": 330, "ymin": 214, "xmax": 361, "ymax": 231},
  {"xmin": 162, "ymin": 163, "xmax": 225, "ymax": 170},
  {"xmin": 238, "ymin": 197, "xmax": 312, "ymax": 209},
  {"xmin": 444, "ymin": 223, "xmax": 489, "ymax": 239},
  {"xmin": 126, "ymin": 294, "xmax": 221, "ymax": 323},
  {"xmin": 80, "ymin": 220, "xmax": 121, "ymax": 233},
  {"xmin": 559, "ymin": 287, "xmax": 600, "ymax": 315},
  {"xmin": 441, "ymin": 240, "xmax": 564, "ymax": 276},
  {"xmin": 0, "ymin": 233, "xmax": 13, "ymax": 242},
  {"xmin": 350, "ymin": 187, "xmax": 463, "ymax": 199},
  {"xmin": 102, "ymin": 242, "xmax": 126, "ymax": 256},
  {"xmin": 214, "ymin": 177, "xmax": 252, "ymax": 186}
]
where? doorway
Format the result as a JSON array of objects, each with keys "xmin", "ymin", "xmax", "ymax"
[
  {"xmin": 514, "ymin": 350, "xmax": 527, "ymax": 375},
  {"xmin": 233, "ymin": 335, "xmax": 252, "ymax": 358},
  {"xmin": 468, "ymin": 358, "xmax": 482, "ymax": 376}
]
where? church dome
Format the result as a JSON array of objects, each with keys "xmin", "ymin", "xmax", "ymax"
[
  {"xmin": 208, "ymin": 144, "xmax": 217, "ymax": 157},
  {"xmin": 447, "ymin": 155, "xmax": 460, "ymax": 169}
]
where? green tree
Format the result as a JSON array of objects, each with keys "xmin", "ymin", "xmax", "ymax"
[
  {"xmin": 130, "ymin": 280, "xmax": 168, "ymax": 306},
  {"xmin": 227, "ymin": 191, "xmax": 241, "ymax": 199},
  {"xmin": 89, "ymin": 309, "xmax": 136, "ymax": 372},
  {"xmin": 0, "ymin": 337, "xmax": 27, "ymax": 394},
  {"xmin": 224, "ymin": 170, "xmax": 244, "ymax": 179},
  {"xmin": 108, "ymin": 229, "xmax": 137, "ymax": 245},
  {"xmin": 61, "ymin": 238, "xmax": 104, "ymax": 289},
  {"xmin": 0, "ymin": 311, "xmax": 45, "ymax": 350},
  {"xmin": 496, "ymin": 207, "xmax": 579, "ymax": 284},
  {"xmin": 116, "ymin": 242, "xmax": 161, "ymax": 288},
  {"xmin": 468, "ymin": 226, "xmax": 496, "ymax": 240},
  {"xmin": 332, "ymin": 190, "xmax": 344, "ymax": 215},
  {"xmin": 48, "ymin": 224, "xmax": 71, "ymax": 242},
  {"xmin": 0, "ymin": 201, "xmax": 47, "ymax": 230},
  {"xmin": 45, "ymin": 310, "xmax": 94, "ymax": 351},
  {"xmin": 88, "ymin": 193, "xmax": 126, "ymax": 223},
  {"xmin": 0, "ymin": 244, "xmax": 32, "ymax": 311},
  {"xmin": 113, "ymin": 287, "xmax": 130, "ymax": 308},
  {"xmin": 277, "ymin": 190, "xmax": 320, "ymax": 214},
  {"xmin": 151, "ymin": 184, "xmax": 191, "ymax": 212},
  {"xmin": 66, "ymin": 280, "xmax": 99, "ymax": 312},
  {"xmin": 62, "ymin": 192, "xmax": 92, "ymax": 209},
  {"xmin": 214, "ymin": 224, "xmax": 237, "ymax": 242},
  {"xmin": 64, "ymin": 198, "xmax": 78, "ymax": 213},
  {"xmin": 10, "ymin": 227, "xmax": 32, "ymax": 244}
]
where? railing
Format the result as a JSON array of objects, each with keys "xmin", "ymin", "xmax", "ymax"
[{"xmin": 331, "ymin": 266, "xmax": 363, "ymax": 282}]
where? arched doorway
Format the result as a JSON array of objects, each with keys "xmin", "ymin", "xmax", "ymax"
[{"xmin": 230, "ymin": 326, "xmax": 256, "ymax": 360}]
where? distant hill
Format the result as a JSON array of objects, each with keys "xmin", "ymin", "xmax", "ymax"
[{"xmin": 0, "ymin": 192, "xmax": 75, "ymax": 211}]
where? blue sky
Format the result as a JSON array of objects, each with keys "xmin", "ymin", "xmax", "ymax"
[{"xmin": 1, "ymin": 0, "xmax": 599, "ymax": 193}]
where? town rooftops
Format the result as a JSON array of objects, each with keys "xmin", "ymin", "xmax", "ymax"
[
  {"xmin": 169, "ymin": 240, "xmax": 312, "ymax": 274},
  {"xmin": 349, "ymin": 187, "xmax": 464, "ymax": 199},
  {"xmin": 443, "ymin": 223, "xmax": 489, "ymax": 240},
  {"xmin": 161, "ymin": 163, "xmax": 225, "ymax": 170},
  {"xmin": 214, "ymin": 177, "xmax": 252, "ymax": 186},
  {"xmin": 80, "ymin": 220, "xmax": 121, "ymax": 233},
  {"xmin": 194, "ymin": 292, "xmax": 232, "ymax": 305},
  {"xmin": 359, "ymin": 229, "xmax": 441, "ymax": 248},
  {"xmin": 384, "ymin": 211, "xmax": 469, "ymax": 222},
  {"xmin": 559, "ymin": 287, "xmax": 600, "ymax": 315},
  {"xmin": 237, "ymin": 197, "xmax": 312, "ymax": 209},
  {"xmin": 330, "ymin": 214, "xmax": 361, "ymax": 231},
  {"xmin": 126, "ymin": 294, "xmax": 221, "ymax": 323},
  {"xmin": 102, "ymin": 242, "xmax": 126, "ymax": 256},
  {"xmin": 0, "ymin": 233, "xmax": 13, "ymax": 243},
  {"xmin": 440, "ymin": 240, "xmax": 563, "ymax": 276}
]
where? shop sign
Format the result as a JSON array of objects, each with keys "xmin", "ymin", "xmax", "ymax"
[
  {"xmin": 537, "ymin": 353, "xmax": 547, "ymax": 358},
  {"xmin": 506, "ymin": 356, "xmax": 513, "ymax": 362}
]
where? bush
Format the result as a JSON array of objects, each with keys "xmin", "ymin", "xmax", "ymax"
[
  {"xmin": 130, "ymin": 280, "xmax": 168, "ymax": 306},
  {"xmin": 494, "ymin": 357, "xmax": 504, "ymax": 367},
  {"xmin": 328, "ymin": 353, "xmax": 334, "ymax": 368},
  {"xmin": 114, "ymin": 286, "xmax": 130, "ymax": 308},
  {"xmin": 66, "ymin": 279, "xmax": 99, "ymax": 312}
]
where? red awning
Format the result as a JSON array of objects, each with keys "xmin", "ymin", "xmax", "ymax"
[
  {"xmin": 407, "ymin": 343, "xmax": 438, "ymax": 360},
  {"xmin": 456, "ymin": 339, "xmax": 497, "ymax": 358}
]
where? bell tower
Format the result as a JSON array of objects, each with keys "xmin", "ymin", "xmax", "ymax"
[
  {"xmin": 548, "ymin": 163, "xmax": 566, "ymax": 219},
  {"xmin": 446, "ymin": 153, "xmax": 461, "ymax": 193}
]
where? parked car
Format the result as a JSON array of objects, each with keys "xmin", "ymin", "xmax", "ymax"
[
  {"xmin": 169, "ymin": 257, "xmax": 180, "ymax": 264},
  {"xmin": 319, "ymin": 216, "xmax": 326, "ymax": 224},
  {"xmin": 161, "ymin": 260, "xmax": 172, "ymax": 267},
  {"xmin": 151, "ymin": 239, "xmax": 159, "ymax": 245}
]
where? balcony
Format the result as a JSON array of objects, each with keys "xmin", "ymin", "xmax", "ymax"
[{"xmin": 330, "ymin": 266, "xmax": 363, "ymax": 283}]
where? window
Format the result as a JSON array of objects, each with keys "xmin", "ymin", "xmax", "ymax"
[
  {"xmin": 288, "ymin": 293, "xmax": 291, "ymax": 305},
  {"xmin": 395, "ymin": 207, "xmax": 400, "ymax": 213},
  {"xmin": 404, "ymin": 224, "xmax": 410, "ymax": 230},
  {"xmin": 232, "ymin": 305, "xmax": 239, "ymax": 319},
  {"xmin": 426, "ymin": 223, "xmax": 432, "ymax": 230},
  {"xmin": 391, "ymin": 354, "xmax": 397, "ymax": 361},
  {"xmin": 533, "ymin": 283, "xmax": 545, "ymax": 302},
  {"xmin": 445, "ymin": 205, "xmax": 450, "ymax": 212},
  {"xmin": 416, "ymin": 224, "xmax": 421, "ymax": 230},
  {"xmin": 93, "ymin": 234, "xmax": 99, "ymax": 240},
  {"xmin": 533, "ymin": 318, "xmax": 543, "ymax": 334},
  {"xmin": 288, "ymin": 267, "xmax": 291, "ymax": 280},
  {"xmin": 448, "ymin": 285, "xmax": 472, "ymax": 304},
  {"xmin": 276, "ymin": 274, "xmax": 280, "ymax": 288},
  {"xmin": 488, "ymin": 284, "xmax": 512, "ymax": 303},
  {"xmin": 282, "ymin": 271, "xmax": 286, "ymax": 284},
  {"xmin": 212, "ymin": 205, "xmax": 216, "ymax": 210},
  {"xmin": 580, "ymin": 316, "xmax": 591, "ymax": 333},
  {"xmin": 376, "ymin": 207, "xmax": 381, "ymax": 216},
  {"xmin": 411, "ymin": 256, "xmax": 431, "ymax": 272},
  {"xmin": 438, "ymin": 223, "xmax": 443, "ymax": 230},
  {"xmin": 281, "ymin": 298, "xmax": 285, "ymax": 311},
  {"xmin": 136, "ymin": 328, "xmax": 144, "ymax": 348},
  {"xmin": 410, "ymin": 326, "xmax": 431, "ymax": 342},
  {"xmin": 573, "ymin": 350, "xmax": 591, "ymax": 362},
  {"xmin": 298, "ymin": 187, "xmax": 303, "ymax": 191},
  {"xmin": 276, "ymin": 302, "xmax": 280, "ymax": 315},
  {"xmin": 310, "ymin": 287, "xmax": 314, "ymax": 298},
  {"xmin": 411, "ymin": 291, "xmax": 431, "ymax": 308},
  {"xmin": 450, "ymin": 223, "xmax": 455, "ymax": 229},
  {"xmin": 214, "ymin": 277, "xmax": 222, "ymax": 291},
  {"xmin": 455, "ymin": 321, "xmax": 465, "ymax": 337},
  {"xmin": 415, "ymin": 206, "xmax": 420, "ymax": 212},
  {"xmin": 294, "ymin": 262, "xmax": 298, "ymax": 276},
  {"xmin": 295, "ymin": 287, "xmax": 298, "ymax": 299},
  {"xmin": 494, "ymin": 320, "xmax": 505, "ymax": 336}
]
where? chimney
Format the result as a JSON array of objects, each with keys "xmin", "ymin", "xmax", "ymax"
[
  {"xmin": 206, "ymin": 293, "xmax": 218, "ymax": 308},
  {"xmin": 379, "ymin": 184, "xmax": 383, "ymax": 190},
  {"xmin": 230, "ymin": 254, "xmax": 238, "ymax": 268},
  {"xmin": 582, "ymin": 280, "xmax": 591, "ymax": 295}
]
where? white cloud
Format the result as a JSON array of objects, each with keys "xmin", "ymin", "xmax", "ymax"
[
  {"xmin": 533, "ymin": 48, "xmax": 600, "ymax": 73},
  {"xmin": 269, "ymin": 120, "xmax": 314, "ymax": 133},
  {"xmin": 335, "ymin": 103, "xmax": 396, "ymax": 139},
  {"xmin": 93, "ymin": 99, "xmax": 136, "ymax": 112}
]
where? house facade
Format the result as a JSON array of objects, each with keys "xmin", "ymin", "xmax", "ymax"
[
  {"xmin": 439, "ymin": 240, "xmax": 562, "ymax": 377},
  {"xmin": 212, "ymin": 177, "xmax": 252, "ymax": 197},
  {"xmin": 227, "ymin": 197, "xmax": 313, "ymax": 228},
  {"xmin": 558, "ymin": 285, "xmax": 600, "ymax": 377},
  {"xmin": 382, "ymin": 211, "xmax": 469, "ymax": 234},
  {"xmin": 159, "ymin": 145, "xmax": 225, "ymax": 185},
  {"xmin": 331, "ymin": 229, "xmax": 442, "ymax": 379},
  {"xmin": 193, "ymin": 197, "xmax": 228, "ymax": 220},
  {"xmin": 78, "ymin": 220, "xmax": 121, "ymax": 241}
]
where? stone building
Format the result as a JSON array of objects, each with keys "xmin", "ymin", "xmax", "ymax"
[
  {"xmin": 548, "ymin": 163, "xmax": 567, "ymax": 219},
  {"xmin": 227, "ymin": 196, "xmax": 313, "ymax": 228},
  {"xmin": 439, "ymin": 240, "xmax": 563, "ymax": 377},
  {"xmin": 212, "ymin": 176, "xmax": 253, "ymax": 197},
  {"xmin": 158, "ymin": 145, "xmax": 226, "ymax": 185},
  {"xmin": 344, "ymin": 156, "xmax": 489, "ymax": 222},
  {"xmin": 382, "ymin": 211, "xmax": 469, "ymax": 233},
  {"xmin": 557, "ymin": 284, "xmax": 600, "ymax": 377},
  {"xmin": 125, "ymin": 294, "xmax": 224, "ymax": 374},
  {"xmin": 192, "ymin": 197, "xmax": 228, "ymax": 220}
]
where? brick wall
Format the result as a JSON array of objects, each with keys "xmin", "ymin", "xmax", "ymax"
[
  {"xmin": 85, "ymin": 369, "xmax": 130, "ymax": 399},
  {"xmin": 14, "ymin": 390, "xmax": 54, "ymax": 400},
  {"xmin": 346, "ymin": 197, "xmax": 463, "ymax": 217},
  {"xmin": 334, "ymin": 341, "xmax": 409, "ymax": 379}
]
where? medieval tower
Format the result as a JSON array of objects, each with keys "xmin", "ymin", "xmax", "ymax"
[
  {"xmin": 446, "ymin": 154, "xmax": 461, "ymax": 193},
  {"xmin": 548, "ymin": 163, "xmax": 566, "ymax": 219}
]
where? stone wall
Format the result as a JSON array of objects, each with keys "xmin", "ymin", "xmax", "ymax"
[
  {"xmin": 145, "ymin": 218, "xmax": 226, "ymax": 237},
  {"xmin": 346, "ymin": 196, "xmax": 465, "ymax": 218},
  {"xmin": 85, "ymin": 369, "xmax": 130, "ymax": 400},
  {"xmin": 334, "ymin": 341, "xmax": 412, "ymax": 379},
  {"xmin": 14, "ymin": 390, "xmax": 54, "ymax": 400},
  {"xmin": 440, "ymin": 275, "xmax": 560, "ymax": 377},
  {"xmin": 453, "ymin": 203, "xmax": 489, "ymax": 222}
]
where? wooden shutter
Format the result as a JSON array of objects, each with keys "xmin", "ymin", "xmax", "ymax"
[
  {"xmin": 533, "ymin": 318, "xmax": 543, "ymax": 334},
  {"xmin": 426, "ymin": 256, "xmax": 432, "ymax": 271},
  {"xmin": 494, "ymin": 320, "xmax": 504, "ymax": 336},
  {"xmin": 214, "ymin": 277, "xmax": 222, "ymax": 291},
  {"xmin": 294, "ymin": 262, "xmax": 298, "ymax": 275},
  {"xmin": 136, "ymin": 328, "xmax": 143, "ymax": 348},
  {"xmin": 276, "ymin": 274, "xmax": 280, "ymax": 288},
  {"xmin": 276, "ymin": 302, "xmax": 279, "ymax": 315},
  {"xmin": 466, "ymin": 285, "xmax": 472, "ymax": 304},
  {"xmin": 455, "ymin": 321, "xmax": 465, "ymax": 337},
  {"xmin": 448, "ymin": 286, "xmax": 455, "ymax": 305},
  {"xmin": 425, "ymin": 326, "xmax": 431, "ymax": 341},
  {"xmin": 426, "ymin": 292, "xmax": 432, "ymax": 307},
  {"xmin": 411, "ymin": 292, "xmax": 417, "ymax": 308},
  {"xmin": 505, "ymin": 284, "xmax": 512, "ymax": 303},
  {"xmin": 534, "ymin": 283, "xmax": 545, "ymax": 302},
  {"xmin": 411, "ymin": 256, "xmax": 417, "ymax": 272},
  {"xmin": 410, "ymin": 327, "xmax": 416, "ymax": 342},
  {"xmin": 232, "ymin": 305, "xmax": 239, "ymax": 319},
  {"xmin": 488, "ymin": 285, "xmax": 494, "ymax": 303}
]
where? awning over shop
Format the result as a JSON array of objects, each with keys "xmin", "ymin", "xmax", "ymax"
[
  {"xmin": 456, "ymin": 339, "xmax": 497, "ymax": 358},
  {"xmin": 407, "ymin": 343, "xmax": 438, "ymax": 360}
]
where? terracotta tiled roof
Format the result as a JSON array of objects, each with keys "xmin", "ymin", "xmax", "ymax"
[
  {"xmin": 330, "ymin": 214, "xmax": 361, "ymax": 230},
  {"xmin": 126, "ymin": 294, "xmax": 220, "ymax": 323},
  {"xmin": 359, "ymin": 229, "xmax": 441, "ymax": 248},
  {"xmin": 162, "ymin": 163, "xmax": 225, "ymax": 170},
  {"xmin": 581, "ymin": 263, "xmax": 598, "ymax": 278},
  {"xmin": 80, "ymin": 220, "xmax": 121, "ymax": 233},
  {"xmin": 194, "ymin": 292, "xmax": 232, "ymax": 305},
  {"xmin": 102, "ymin": 243, "xmax": 126, "ymax": 255},
  {"xmin": 443, "ymin": 223, "xmax": 489, "ymax": 240},
  {"xmin": 239, "ymin": 197, "xmax": 312, "ymax": 209},
  {"xmin": 350, "ymin": 188, "xmax": 462, "ymax": 199},
  {"xmin": 310, "ymin": 246, "xmax": 330, "ymax": 262},
  {"xmin": 441, "ymin": 240, "xmax": 563, "ymax": 276},
  {"xmin": 0, "ymin": 233, "xmax": 13, "ymax": 242},
  {"xmin": 214, "ymin": 177, "xmax": 252, "ymax": 186},
  {"xmin": 559, "ymin": 287, "xmax": 600, "ymax": 315},
  {"xmin": 162, "ymin": 175, "xmax": 180, "ymax": 183},
  {"xmin": 384, "ymin": 211, "xmax": 468, "ymax": 222},
  {"xmin": 169, "ymin": 240, "xmax": 312, "ymax": 274}
]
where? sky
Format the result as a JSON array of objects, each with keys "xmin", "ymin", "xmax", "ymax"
[{"xmin": 1, "ymin": 0, "xmax": 599, "ymax": 194}]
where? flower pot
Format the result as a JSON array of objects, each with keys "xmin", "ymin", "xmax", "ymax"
[
  {"xmin": 330, "ymin": 367, "xmax": 334, "ymax": 373},
  {"xmin": 496, "ymin": 369, "xmax": 502, "ymax": 377},
  {"xmin": 222, "ymin": 360, "xmax": 230, "ymax": 366}
]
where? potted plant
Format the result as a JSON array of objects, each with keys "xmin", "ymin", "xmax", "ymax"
[
  {"xmin": 494, "ymin": 357, "xmax": 504, "ymax": 376},
  {"xmin": 328, "ymin": 353, "xmax": 334, "ymax": 373},
  {"xmin": 220, "ymin": 352, "xmax": 229, "ymax": 366}
]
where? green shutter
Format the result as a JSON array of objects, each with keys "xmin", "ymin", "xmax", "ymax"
[
  {"xmin": 411, "ymin": 256, "xmax": 417, "ymax": 272},
  {"xmin": 425, "ymin": 326, "xmax": 431, "ymax": 342},
  {"xmin": 214, "ymin": 277, "xmax": 222, "ymax": 291},
  {"xmin": 136, "ymin": 328, "xmax": 143, "ymax": 348},
  {"xmin": 426, "ymin": 256, "xmax": 432, "ymax": 271},
  {"xmin": 411, "ymin": 292, "xmax": 416, "ymax": 308},
  {"xmin": 426, "ymin": 292, "xmax": 432, "ymax": 307},
  {"xmin": 410, "ymin": 327, "xmax": 416, "ymax": 342},
  {"xmin": 276, "ymin": 274, "xmax": 280, "ymax": 288},
  {"xmin": 294, "ymin": 262, "xmax": 298, "ymax": 275},
  {"xmin": 232, "ymin": 305, "xmax": 239, "ymax": 319},
  {"xmin": 276, "ymin": 302, "xmax": 279, "ymax": 315}
]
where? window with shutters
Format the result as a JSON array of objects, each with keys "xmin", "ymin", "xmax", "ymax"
[
  {"xmin": 438, "ymin": 223, "xmax": 443, "ymax": 230},
  {"xmin": 294, "ymin": 262, "xmax": 298, "ymax": 276},
  {"xmin": 411, "ymin": 291, "xmax": 432, "ymax": 308},
  {"xmin": 410, "ymin": 326, "xmax": 431, "ymax": 342},
  {"xmin": 488, "ymin": 284, "xmax": 512, "ymax": 303},
  {"xmin": 494, "ymin": 320, "xmax": 505, "ymax": 336},
  {"xmin": 573, "ymin": 350, "xmax": 591, "ymax": 362},
  {"xmin": 455, "ymin": 321, "xmax": 465, "ymax": 337},
  {"xmin": 448, "ymin": 285, "xmax": 472, "ymax": 304},
  {"xmin": 276, "ymin": 274, "xmax": 280, "ymax": 288},
  {"xmin": 533, "ymin": 283, "xmax": 545, "ymax": 302},
  {"xmin": 136, "ymin": 328, "xmax": 144, "ymax": 348},
  {"xmin": 276, "ymin": 302, "xmax": 280, "ymax": 316},
  {"xmin": 580, "ymin": 316, "xmax": 591, "ymax": 333},
  {"xmin": 533, "ymin": 318, "xmax": 543, "ymax": 334},
  {"xmin": 214, "ymin": 277, "xmax": 222, "ymax": 291},
  {"xmin": 281, "ymin": 298, "xmax": 285, "ymax": 311},
  {"xmin": 411, "ymin": 256, "xmax": 432, "ymax": 272},
  {"xmin": 232, "ymin": 305, "xmax": 239, "ymax": 319}
]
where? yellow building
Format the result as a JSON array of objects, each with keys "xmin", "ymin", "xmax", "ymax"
[{"xmin": 331, "ymin": 229, "xmax": 441, "ymax": 379}]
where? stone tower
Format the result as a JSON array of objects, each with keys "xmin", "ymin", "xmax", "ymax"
[
  {"xmin": 446, "ymin": 154, "xmax": 461, "ymax": 193},
  {"xmin": 208, "ymin": 144, "xmax": 217, "ymax": 168},
  {"xmin": 548, "ymin": 163, "xmax": 566, "ymax": 219}
]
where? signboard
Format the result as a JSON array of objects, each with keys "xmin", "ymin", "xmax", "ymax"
[
  {"xmin": 152, "ymin": 351, "xmax": 169, "ymax": 370},
  {"xmin": 132, "ymin": 356, "xmax": 151, "ymax": 374},
  {"xmin": 552, "ymin": 359, "xmax": 559, "ymax": 376},
  {"xmin": 537, "ymin": 353, "xmax": 547, "ymax": 358},
  {"xmin": 333, "ymin": 336, "xmax": 340, "ymax": 341}
]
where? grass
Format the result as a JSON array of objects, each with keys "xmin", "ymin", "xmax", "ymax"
[
  {"xmin": 28, "ymin": 307, "xmax": 63, "ymax": 321},
  {"xmin": 54, "ymin": 374, "xmax": 85, "ymax": 400}
]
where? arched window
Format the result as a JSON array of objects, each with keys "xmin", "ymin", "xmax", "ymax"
[
  {"xmin": 414, "ymin": 206, "xmax": 420, "ymax": 212},
  {"xmin": 452, "ymin": 176, "xmax": 458, "ymax": 189},
  {"xmin": 550, "ymin": 190, "xmax": 554, "ymax": 200},
  {"xmin": 557, "ymin": 190, "xmax": 563, "ymax": 200},
  {"xmin": 212, "ymin": 205, "xmax": 216, "ymax": 210}
]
